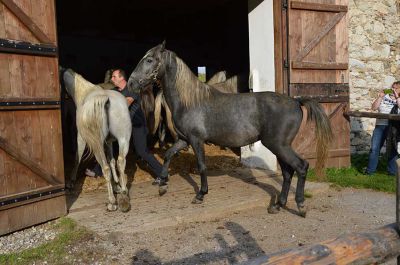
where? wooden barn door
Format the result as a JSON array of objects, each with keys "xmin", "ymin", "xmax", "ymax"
[
  {"xmin": 286, "ymin": 0, "xmax": 350, "ymax": 168},
  {"xmin": 0, "ymin": 0, "xmax": 66, "ymax": 235}
]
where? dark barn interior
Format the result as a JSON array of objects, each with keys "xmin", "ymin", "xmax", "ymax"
[
  {"xmin": 56, "ymin": 0, "xmax": 250, "ymax": 83},
  {"xmin": 56, "ymin": 0, "xmax": 250, "ymax": 170}
]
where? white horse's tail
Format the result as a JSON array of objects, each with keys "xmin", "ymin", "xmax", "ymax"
[{"xmin": 77, "ymin": 93, "xmax": 110, "ymax": 159}]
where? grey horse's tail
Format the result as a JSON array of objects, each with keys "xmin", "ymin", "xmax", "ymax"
[
  {"xmin": 77, "ymin": 93, "xmax": 110, "ymax": 160},
  {"xmin": 298, "ymin": 99, "xmax": 333, "ymax": 177}
]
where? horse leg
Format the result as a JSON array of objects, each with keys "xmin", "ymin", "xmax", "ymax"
[
  {"xmin": 265, "ymin": 143, "xmax": 309, "ymax": 217},
  {"xmin": 158, "ymin": 139, "xmax": 188, "ymax": 196},
  {"xmin": 294, "ymin": 158, "xmax": 309, "ymax": 217},
  {"xmin": 268, "ymin": 159, "xmax": 294, "ymax": 214},
  {"xmin": 116, "ymin": 138, "xmax": 130, "ymax": 212},
  {"xmin": 105, "ymin": 141, "xmax": 119, "ymax": 185},
  {"xmin": 189, "ymin": 138, "xmax": 208, "ymax": 204},
  {"xmin": 67, "ymin": 132, "xmax": 85, "ymax": 189},
  {"xmin": 94, "ymin": 152, "xmax": 117, "ymax": 211}
]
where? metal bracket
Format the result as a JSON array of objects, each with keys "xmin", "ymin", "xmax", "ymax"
[
  {"xmin": 282, "ymin": 0, "xmax": 288, "ymax": 9},
  {"xmin": 0, "ymin": 101, "xmax": 60, "ymax": 107},
  {"xmin": 0, "ymin": 38, "xmax": 57, "ymax": 57},
  {"xmin": 0, "ymin": 188, "xmax": 65, "ymax": 208}
]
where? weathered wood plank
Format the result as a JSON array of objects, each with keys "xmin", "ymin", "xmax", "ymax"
[
  {"xmin": 295, "ymin": 11, "xmax": 346, "ymax": 62},
  {"xmin": 346, "ymin": 111, "xmax": 400, "ymax": 120},
  {"xmin": 0, "ymin": 134, "xmax": 61, "ymax": 185},
  {"xmin": 0, "ymin": 0, "xmax": 51, "ymax": 43},
  {"xmin": 0, "ymin": 53, "xmax": 11, "ymax": 97},
  {"xmin": 245, "ymin": 223, "xmax": 400, "ymax": 265},
  {"xmin": 291, "ymin": 1, "xmax": 348, "ymax": 12},
  {"xmin": 0, "ymin": 3, "xmax": 6, "ymax": 37},
  {"xmin": 273, "ymin": 0, "xmax": 284, "ymax": 93},
  {"xmin": 0, "ymin": 195, "xmax": 66, "ymax": 236},
  {"xmin": 292, "ymin": 61, "xmax": 348, "ymax": 70}
]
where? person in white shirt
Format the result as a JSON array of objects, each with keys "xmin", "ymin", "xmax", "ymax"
[{"xmin": 365, "ymin": 81, "xmax": 400, "ymax": 175}]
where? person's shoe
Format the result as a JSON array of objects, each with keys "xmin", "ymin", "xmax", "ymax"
[
  {"xmin": 85, "ymin": 168, "xmax": 96, "ymax": 177},
  {"xmin": 363, "ymin": 168, "xmax": 373, "ymax": 175}
]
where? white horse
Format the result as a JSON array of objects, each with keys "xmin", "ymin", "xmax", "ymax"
[{"xmin": 62, "ymin": 68, "xmax": 132, "ymax": 212}]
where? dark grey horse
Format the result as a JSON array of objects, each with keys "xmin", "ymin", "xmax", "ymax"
[{"xmin": 128, "ymin": 42, "xmax": 333, "ymax": 217}]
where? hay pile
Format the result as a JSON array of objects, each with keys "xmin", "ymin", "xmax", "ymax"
[{"xmin": 80, "ymin": 144, "xmax": 241, "ymax": 192}]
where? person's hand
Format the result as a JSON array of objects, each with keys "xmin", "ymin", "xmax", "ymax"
[
  {"xmin": 393, "ymin": 88, "xmax": 399, "ymax": 99},
  {"xmin": 378, "ymin": 90, "xmax": 385, "ymax": 98}
]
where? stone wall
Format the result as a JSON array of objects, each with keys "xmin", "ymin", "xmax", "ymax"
[{"xmin": 349, "ymin": 0, "xmax": 400, "ymax": 153}]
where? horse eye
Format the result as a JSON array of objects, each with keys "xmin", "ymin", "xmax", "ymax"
[{"xmin": 146, "ymin": 58, "xmax": 153, "ymax": 63}]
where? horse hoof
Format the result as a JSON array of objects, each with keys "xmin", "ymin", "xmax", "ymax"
[
  {"xmin": 117, "ymin": 194, "xmax": 131, "ymax": 212},
  {"xmin": 107, "ymin": 203, "xmax": 118, "ymax": 212},
  {"xmin": 298, "ymin": 206, "xmax": 307, "ymax": 218},
  {"xmin": 159, "ymin": 185, "xmax": 168, "ymax": 196},
  {"xmin": 267, "ymin": 204, "xmax": 280, "ymax": 214},
  {"xmin": 191, "ymin": 196, "xmax": 203, "ymax": 204}
]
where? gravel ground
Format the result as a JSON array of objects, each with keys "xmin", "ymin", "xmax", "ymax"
[
  {"xmin": 0, "ymin": 221, "xmax": 58, "ymax": 254},
  {"xmin": 2, "ymin": 187, "xmax": 396, "ymax": 265}
]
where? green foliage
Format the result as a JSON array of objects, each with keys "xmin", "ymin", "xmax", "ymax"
[
  {"xmin": 198, "ymin": 73, "xmax": 206, "ymax": 82},
  {"xmin": 0, "ymin": 217, "xmax": 89, "ymax": 265},
  {"xmin": 307, "ymin": 153, "xmax": 396, "ymax": 193}
]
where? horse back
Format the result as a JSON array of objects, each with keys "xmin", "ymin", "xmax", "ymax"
[{"xmin": 176, "ymin": 92, "xmax": 303, "ymax": 147}]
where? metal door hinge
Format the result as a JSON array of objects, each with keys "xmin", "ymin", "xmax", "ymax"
[
  {"xmin": 282, "ymin": 0, "xmax": 288, "ymax": 9},
  {"xmin": 284, "ymin": 59, "xmax": 289, "ymax": 68}
]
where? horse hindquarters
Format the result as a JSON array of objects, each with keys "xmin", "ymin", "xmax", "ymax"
[{"xmin": 77, "ymin": 94, "xmax": 119, "ymax": 211}]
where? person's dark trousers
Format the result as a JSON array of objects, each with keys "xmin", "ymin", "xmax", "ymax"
[
  {"xmin": 132, "ymin": 124, "xmax": 163, "ymax": 178},
  {"xmin": 366, "ymin": 125, "xmax": 396, "ymax": 174}
]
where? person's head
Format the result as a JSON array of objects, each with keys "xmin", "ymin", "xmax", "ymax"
[
  {"xmin": 111, "ymin": 69, "xmax": 127, "ymax": 88},
  {"xmin": 392, "ymin": 81, "xmax": 400, "ymax": 91}
]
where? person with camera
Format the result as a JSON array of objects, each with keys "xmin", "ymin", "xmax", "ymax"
[{"xmin": 365, "ymin": 81, "xmax": 400, "ymax": 175}]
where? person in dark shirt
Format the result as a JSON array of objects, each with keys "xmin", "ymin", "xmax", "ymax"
[{"xmin": 85, "ymin": 69, "xmax": 163, "ymax": 184}]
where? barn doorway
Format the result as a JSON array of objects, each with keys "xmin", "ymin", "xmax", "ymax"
[{"xmin": 55, "ymin": 0, "xmax": 251, "ymax": 182}]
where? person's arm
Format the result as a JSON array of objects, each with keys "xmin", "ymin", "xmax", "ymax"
[{"xmin": 371, "ymin": 91, "xmax": 385, "ymax": 111}]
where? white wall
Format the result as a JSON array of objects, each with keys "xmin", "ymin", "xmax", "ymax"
[{"xmin": 241, "ymin": 0, "xmax": 277, "ymax": 171}]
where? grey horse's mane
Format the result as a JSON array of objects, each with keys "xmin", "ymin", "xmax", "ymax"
[{"xmin": 173, "ymin": 55, "xmax": 211, "ymax": 108}]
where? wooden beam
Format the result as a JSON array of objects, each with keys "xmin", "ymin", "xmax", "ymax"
[
  {"xmin": 0, "ymin": 136, "xmax": 61, "ymax": 185},
  {"xmin": 244, "ymin": 223, "xmax": 400, "ymax": 265},
  {"xmin": 346, "ymin": 111, "xmax": 400, "ymax": 121},
  {"xmin": 295, "ymin": 12, "xmax": 346, "ymax": 62},
  {"xmin": 328, "ymin": 102, "xmax": 347, "ymax": 119},
  {"xmin": 302, "ymin": 148, "xmax": 349, "ymax": 160},
  {"xmin": 293, "ymin": 95, "xmax": 349, "ymax": 103},
  {"xmin": 0, "ymin": 0, "xmax": 52, "ymax": 44},
  {"xmin": 291, "ymin": 1, "xmax": 348, "ymax": 12},
  {"xmin": 292, "ymin": 61, "xmax": 348, "ymax": 70}
]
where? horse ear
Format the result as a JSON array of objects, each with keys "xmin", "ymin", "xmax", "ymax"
[{"xmin": 161, "ymin": 40, "xmax": 166, "ymax": 51}]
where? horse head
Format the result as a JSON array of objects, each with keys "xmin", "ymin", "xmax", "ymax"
[{"xmin": 128, "ymin": 41, "xmax": 167, "ymax": 92}]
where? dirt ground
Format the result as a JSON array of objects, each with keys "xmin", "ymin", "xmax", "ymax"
[{"xmin": 65, "ymin": 145, "xmax": 397, "ymax": 265}]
